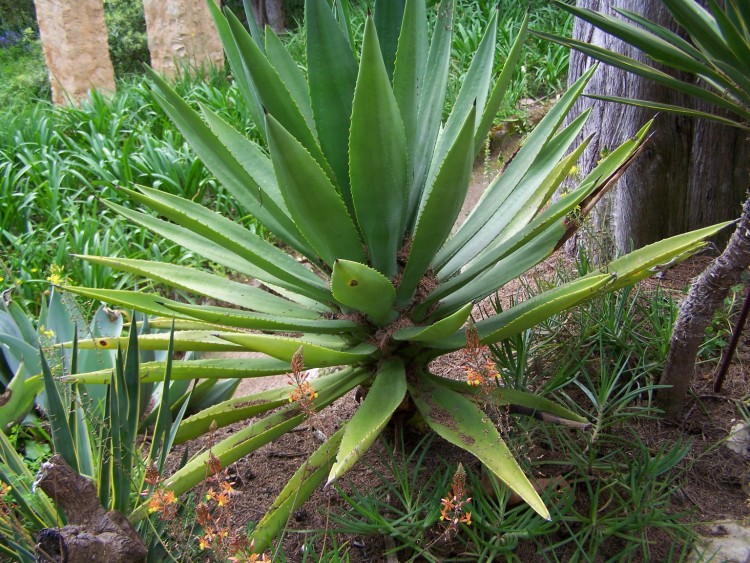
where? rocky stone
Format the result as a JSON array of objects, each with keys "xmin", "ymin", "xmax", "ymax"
[
  {"xmin": 34, "ymin": 0, "xmax": 116, "ymax": 105},
  {"xmin": 689, "ymin": 521, "xmax": 750, "ymax": 563},
  {"xmin": 727, "ymin": 423, "xmax": 750, "ymax": 460},
  {"xmin": 143, "ymin": 0, "xmax": 224, "ymax": 78}
]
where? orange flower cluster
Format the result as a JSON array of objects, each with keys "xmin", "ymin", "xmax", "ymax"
[
  {"xmin": 462, "ymin": 322, "xmax": 500, "ymax": 392},
  {"xmin": 287, "ymin": 346, "xmax": 318, "ymax": 416},
  {"xmin": 439, "ymin": 463, "xmax": 472, "ymax": 537}
]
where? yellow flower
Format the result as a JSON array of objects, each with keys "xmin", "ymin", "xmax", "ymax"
[{"xmin": 568, "ymin": 164, "xmax": 579, "ymax": 176}]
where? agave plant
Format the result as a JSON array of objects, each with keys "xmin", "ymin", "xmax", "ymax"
[{"xmin": 60, "ymin": 0, "xmax": 726, "ymax": 550}]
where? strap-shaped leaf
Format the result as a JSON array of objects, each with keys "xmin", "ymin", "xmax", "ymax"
[
  {"xmin": 264, "ymin": 27, "xmax": 316, "ymax": 134},
  {"xmin": 161, "ymin": 301, "xmax": 360, "ymax": 334},
  {"xmin": 437, "ymin": 110, "xmax": 592, "ymax": 278},
  {"xmin": 218, "ymin": 333, "xmax": 378, "ymax": 367},
  {"xmin": 328, "ymin": 359, "xmax": 406, "ymax": 483},
  {"xmin": 176, "ymin": 367, "xmax": 358, "ymax": 442},
  {"xmin": 121, "ymin": 186, "xmax": 330, "ymax": 301},
  {"xmin": 350, "ymin": 16, "xmax": 409, "ymax": 278},
  {"xmin": 393, "ymin": 302, "xmax": 472, "ymax": 342},
  {"xmin": 129, "ymin": 369, "xmax": 368, "ymax": 523},
  {"xmin": 474, "ymin": 12, "xmax": 529, "ymax": 154},
  {"xmin": 410, "ymin": 377, "xmax": 549, "ymax": 519},
  {"xmin": 436, "ymin": 66, "xmax": 597, "ymax": 272},
  {"xmin": 62, "ymin": 357, "xmax": 291, "ymax": 385},
  {"xmin": 74, "ymin": 331, "xmax": 250, "ymax": 352},
  {"xmin": 593, "ymin": 221, "xmax": 733, "ymax": 292},
  {"xmin": 146, "ymin": 72, "xmax": 306, "ymax": 251},
  {"xmin": 306, "ymin": 0, "xmax": 358, "ymax": 205},
  {"xmin": 224, "ymin": 9, "xmax": 334, "ymax": 179},
  {"xmin": 424, "ymin": 372, "xmax": 589, "ymax": 426},
  {"xmin": 207, "ymin": 1, "xmax": 266, "ymax": 142},
  {"xmin": 408, "ymin": 0, "xmax": 454, "ymax": 226},
  {"xmin": 393, "ymin": 0, "xmax": 428, "ymax": 165},
  {"xmin": 41, "ymin": 352, "xmax": 78, "ymax": 472},
  {"xmin": 374, "ymin": 0, "xmax": 406, "ymax": 80},
  {"xmin": 72, "ymin": 256, "xmax": 317, "ymax": 318},
  {"xmin": 123, "ymin": 185, "xmax": 330, "ymax": 301},
  {"xmin": 252, "ymin": 427, "xmax": 346, "ymax": 553},
  {"xmin": 331, "ymin": 260, "xmax": 397, "ymax": 326},
  {"xmin": 397, "ymin": 105, "xmax": 476, "ymax": 303},
  {"xmin": 266, "ymin": 114, "xmax": 365, "ymax": 267}
]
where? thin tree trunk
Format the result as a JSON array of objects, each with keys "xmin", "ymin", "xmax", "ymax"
[{"xmin": 658, "ymin": 194, "xmax": 750, "ymax": 418}]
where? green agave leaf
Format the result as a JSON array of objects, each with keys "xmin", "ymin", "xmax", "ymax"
[
  {"xmin": 706, "ymin": 0, "xmax": 750, "ymax": 74},
  {"xmin": 410, "ymin": 377, "xmax": 549, "ymax": 519},
  {"xmin": 374, "ymin": 0, "xmax": 406, "ymax": 80},
  {"xmin": 350, "ymin": 16, "xmax": 409, "ymax": 278},
  {"xmin": 176, "ymin": 367, "xmax": 359, "ymax": 443},
  {"xmin": 330, "ymin": 260, "xmax": 397, "ymax": 326},
  {"xmin": 426, "ymin": 274, "xmax": 615, "ymax": 351},
  {"xmin": 102, "ymin": 200, "xmax": 311, "ymax": 298},
  {"xmin": 408, "ymin": 0, "xmax": 454, "ymax": 225},
  {"xmin": 425, "ymin": 373, "xmax": 588, "ymax": 425},
  {"xmin": 266, "ymin": 114, "xmax": 366, "ymax": 267},
  {"xmin": 218, "ymin": 333, "xmax": 379, "ymax": 367},
  {"xmin": 306, "ymin": 0, "xmax": 358, "ymax": 204},
  {"xmin": 393, "ymin": 302, "xmax": 473, "ymax": 342},
  {"xmin": 72, "ymin": 256, "xmax": 318, "ymax": 319},
  {"xmin": 393, "ymin": 0, "xmax": 428, "ymax": 165},
  {"xmin": 123, "ymin": 185, "xmax": 329, "ymax": 300},
  {"xmin": 251, "ymin": 427, "xmax": 345, "ymax": 553},
  {"xmin": 398, "ymin": 104, "xmax": 476, "ymax": 303},
  {"xmin": 0, "ymin": 334, "xmax": 41, "ymax": 380},
  {"xmin": 224, "ymin": 9, "xmax": 333, "ymax": 179},
  {"xmin": 436, "ymin": 65, "xmax": 597, "ymax": 272},
  {"xmin": 6, "ymin": 300, "xmax": 36, "ymax": 345},
  {"xmin": 436, "ymin": 109, "xmax": 592, "ymax": 279},
  {"xmin": 130, "ymin": 369, "xmax": 368, "ymax": 523},
  {"xmin": 432, "ymin": 5, "xmax": 497, "ymax": 170},
  {"xmin": 62, "ymin": 357, "xmax": 291, "ymax": 385},
  {"xmin": 161, "ymin": 301, "xmax": 360, "ymax": 334},
  {"xmin": 264, "ymin": 27, "xmax": 316, "ymax": 134},
  {"xmin": 328, "ymin": 360, "xmax": 406, "ymax": 483},
  {"xmin": 146, "ymin": 72, "xmax": 307, "ymax": 251},
  {"xmin": 74, "ymin": 331, "xmax": 247, "ymax": 352},
  {"xmin": 207, "ymin": 1, "xmax": 266, "ymax": 142},
  {"xmin": 474, "ymin": 12, "xmax": 529, "ymax": 154},
  {"xmin": 595, "ymin": 221, "xmax": 734, "ymax": 292},
  {"xmin": 198, "ymin": 104, "xmax": 288, "ymax": 215}
]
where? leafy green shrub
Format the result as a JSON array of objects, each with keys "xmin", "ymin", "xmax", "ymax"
[
  {"xmin": 58, "ymin": 0, "xmax": 729, "ymax": 554},
  {"xmin": 104, "ymin": 0, "xmax": 150, "ymax": 77}
]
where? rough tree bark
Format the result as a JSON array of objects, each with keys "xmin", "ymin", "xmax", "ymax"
[
  {"xmin": 563, "ymin": 0, "xmax": 747, "ymax": 262},
  {"xmin": 249, "ymin": 0, "xmax": 286, "ymax": 33},
  {"xmin": 659, "ymin": 196, "xmax": 750, "ymax": 417},
  {"xmin": 33, "ymin": 0, "xmax": 116, "ymax": 105},
  {"xmin": 34, "ymin": 455, "xmax": 147, "ymax": 563}
]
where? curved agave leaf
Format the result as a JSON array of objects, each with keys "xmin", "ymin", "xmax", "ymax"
[
  {"xmin": 74, "ymin": 331, "xmax": 247, "ymax": 352},
  {"xmin": 327, "ymin": 360, "xmax": 407, "ymax": 483},
  {"xmin": 393, "ymin": 302, "xmax": 473, "ymax": 342},
  {"xmin": 349, "ymin": 16, "xmax": 408, "ymax": 278},
  {"xmin": 251, "ymin": 427, "xmax": 345, "ymax": 553},
  {"xmin": 330, "ymin": 260, "xmax": 397, "ymax": 326},
  {"xmin": 410, "ymin": 376, "xmax": 549, "ymax": 519},
  {"xmin": 175, "ymin": 367, "xmax": 359, "ymax": 442},
  {"xmin": 129, "ymin": 369, "xmax": 368, "ymax": 523},
  {"xmin": 62, "ymin": 357, "xmax": 291, "ymax": 385},
  {"xmin": 266, "ymin": 114, "xmax": 366, "ymax": 267},
  {"xmin": 218, "ymin": 333, "xmax": 379, "ymax": 367}
]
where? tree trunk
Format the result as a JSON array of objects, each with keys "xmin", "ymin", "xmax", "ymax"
[
  {"xmin": 659, "ymin": 195, "xmax": 750, "ymax": 417},
  {"xmin": 34, "ymin": 455, "xmax": 147, "ymax": 563},
  {"xmin": 142, "ymin": 0, "xmax": 225, "ymax": 78},
  {"xmin": 563, "ymin": 0, "xmax": 747, "ymax": 262},
  {"xmin": 249, "ymin": 0, "xmax": 286, "ymax": 33},
  {"xmin": 34, "ymin": 0, "xmax": 115, "ymax": 105}
]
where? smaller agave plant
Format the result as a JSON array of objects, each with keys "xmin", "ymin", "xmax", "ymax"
[{"xmin": 62, "ymin": 0, "xmax": 727, "ymax": 550}]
